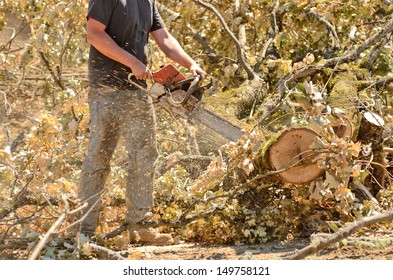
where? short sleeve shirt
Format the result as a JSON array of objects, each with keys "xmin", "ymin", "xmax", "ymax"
[{"xmin": 87, "ymin": 0, "xmax": 165, "ymax": 89}]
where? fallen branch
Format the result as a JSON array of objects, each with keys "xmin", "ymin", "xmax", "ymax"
[
  {"xmin": 0, "ymin": 239, "xmax": 30, "ymax": 251},
  {"xmin": 286, "ymin": 209, "xmax": 393, "ymax": 260},
  {"xmin": 365, "ymin": 35, "xmax": 390, "ymax": 69},
  {"xmin": 325, "ymin": 18, "xmax": 393, "ymax": 68},
  {"xmin": 104, "ymin": 207, "xmax": 227, "ymax": 239}
]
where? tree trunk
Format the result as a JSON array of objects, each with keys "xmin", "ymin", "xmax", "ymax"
[{"xmin": 356, "ymin": 112, "xmax": 386, "ymax": 195}]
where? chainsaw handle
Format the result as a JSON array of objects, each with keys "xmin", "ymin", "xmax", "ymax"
[
  {"xmin": 181, "ymin": 75, "xmax": 201, "ymax": 106},
  {"xmin": 172, "ymin": 77, "xmax": 196, "ymax": 88},
  {"xmin": 127, "ymin": 73, "xmax": 151, "ymax": 93}
]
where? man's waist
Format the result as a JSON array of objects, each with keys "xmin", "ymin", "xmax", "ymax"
[
  {"xmin": 89, "ymin": 71, "xmax": 147, "ymax": 91},
  {"xmin": 89, "ymin": 85, "xmax": 150, "ymax": 102}
]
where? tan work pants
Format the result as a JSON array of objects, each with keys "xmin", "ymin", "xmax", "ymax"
[{"xmin": 78, "ymin": 87, "xmax": 158, "ymax": 235}]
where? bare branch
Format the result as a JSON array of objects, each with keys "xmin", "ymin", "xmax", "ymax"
[
  {"xmin": 254, "ymin": 0, "xmax": 279, "ymax": 72},
  {"xmin": 306, "ymin": 10, "xmax": 340, "ymax": 47},
  {"xmin": 193, "ymin": 0, "xmax": 257, "ymax": 80},
  {"xmin": 278, "ymin": 17, "xmax": 393, "ymax": 96}
]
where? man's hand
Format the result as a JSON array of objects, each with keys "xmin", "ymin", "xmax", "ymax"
[
  {"xmin": 189, "ymin": 63, "xmax": 206, "ymax": 80},
  {"xmin": 131, "ymin": 61, "xmax": 153, "ymax": 80}
]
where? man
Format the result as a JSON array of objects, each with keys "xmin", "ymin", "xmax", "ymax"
[{"xmin": 78, "ymin": 0, "xmax": 206, "ymax": 245}]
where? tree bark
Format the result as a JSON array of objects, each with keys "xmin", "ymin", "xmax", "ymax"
[{"xmin": 356, "ymin": 112, "xmax": 386, "ymax": 195}]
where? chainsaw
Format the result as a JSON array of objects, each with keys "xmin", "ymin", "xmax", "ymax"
[{"xmin": 127, "ymin": 64, "xmax": 243, "ymax": 142}]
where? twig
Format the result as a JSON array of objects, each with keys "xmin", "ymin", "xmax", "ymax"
[
  {"xmin": 286, "ymin": 209, "xmax": 393, "ymax": 260},
  {"xmin": 193, "ymin": 0, "xmax": 257, "ymax": 80},
  {"xmin": 306, "ymin": 10, "xmax": 340, "ymax": 47},
  {"xmin": 39, "ymin": 51, "xmax": 65, "ymax": 91},
  {"xmin": 86, "ymin": 243, "xmax": 126, "ymax": 260}
]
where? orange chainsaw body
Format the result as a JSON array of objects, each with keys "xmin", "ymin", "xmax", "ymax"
[{"xmin": 152, "ymin": 64, "xmax": 187, "ymax": 86}]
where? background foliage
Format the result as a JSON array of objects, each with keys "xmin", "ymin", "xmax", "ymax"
[{"xmin": 0, "ymin": 0, "xmax": 392, "ymax": 259}]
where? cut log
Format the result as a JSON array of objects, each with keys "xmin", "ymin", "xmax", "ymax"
[{"xmin": 268, "ymin": 128, "xmax": 322, "ymax": 184}]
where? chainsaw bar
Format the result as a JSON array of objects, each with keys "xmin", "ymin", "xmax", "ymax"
[{"xmin": 190, "ymin": 107, "xmax": 243, "ymax": 142}]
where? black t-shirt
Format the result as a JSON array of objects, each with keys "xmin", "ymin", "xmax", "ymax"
[{"xmin": 87, "ymin": 0, "xmax": 165, "ymax": 89}]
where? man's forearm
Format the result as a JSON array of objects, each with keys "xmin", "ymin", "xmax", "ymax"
[
  {"xmin": 161, "ymin": 37, "xmax": 196, "ymax": 69},
  {"xmin": 87, "ymin": 29, "xmax": 141, "ymax": 70},
  {"xmin": 152, "ymin": 29, "xmax": 197, "ymax": 69},
  {"xmin": 87, "ymin": 18, "xmax": 151, "ymax": 79}
]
